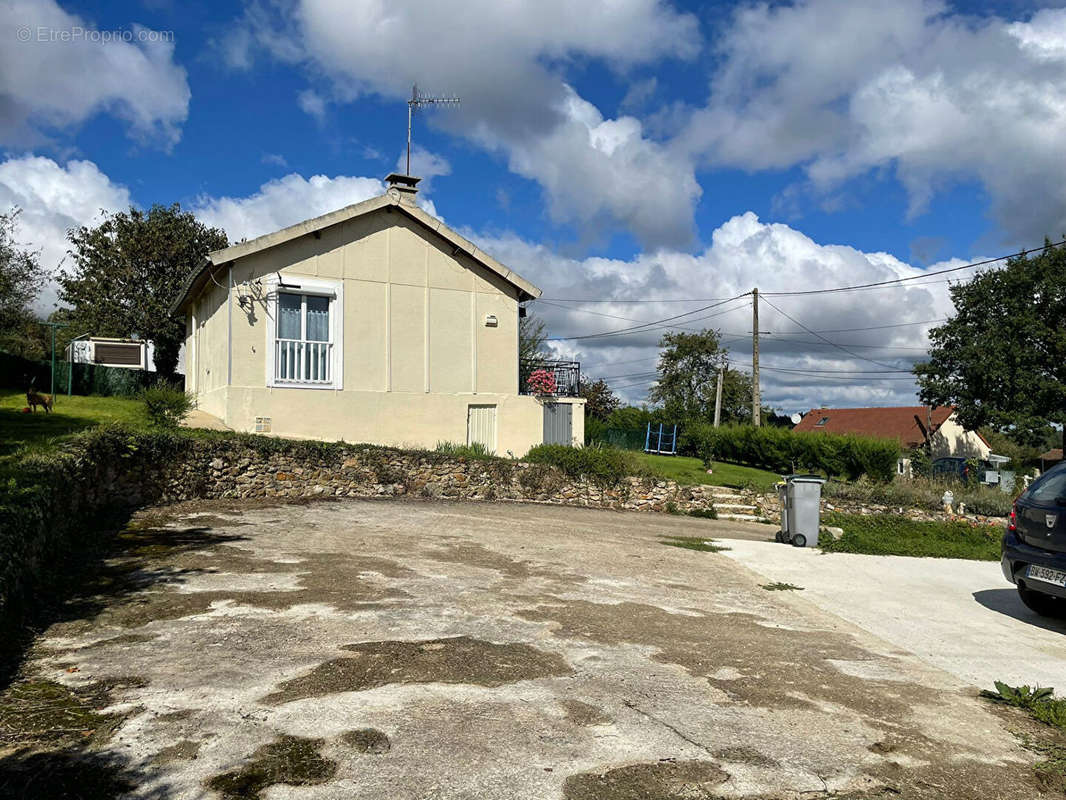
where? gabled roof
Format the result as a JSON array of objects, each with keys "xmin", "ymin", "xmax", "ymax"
[
  {"xmin": 792, "ymin": 405, "xmax": 956, "ymax": 448},
  {"xmin": 170, "ymin": 192, "xmax": 541, "ymax": 314}
]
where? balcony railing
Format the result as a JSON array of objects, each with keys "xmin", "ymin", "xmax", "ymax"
[
  {"xmin": 276, "ymin": 339, "xmax": 333, "ymax": 384},
  {"xmin": 520, "ymin": 359, "xmax": 580, "ymax": 397}
]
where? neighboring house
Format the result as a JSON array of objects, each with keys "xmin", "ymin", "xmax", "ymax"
[
  {"xmin": 171, "ymin": 173, "xmax": 584, "ymax": 455},
  {"xmin": 793, "ymin": 405, "xmax": 991, "ymax": 476}
]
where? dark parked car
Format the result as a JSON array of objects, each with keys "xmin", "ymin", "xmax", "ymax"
[{"xmin": 1001, "ymin": 461, "xmax": 1066, "ymax": 617}]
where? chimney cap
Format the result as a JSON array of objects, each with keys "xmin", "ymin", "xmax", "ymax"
[{"xmin": 385, "ymin": 173, "xmax": 421, "ymax": 189}]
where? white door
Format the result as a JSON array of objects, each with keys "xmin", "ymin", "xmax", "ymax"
[{"xmin": 467, "ymin": 405, "xmax": 497, "ymax": 453}]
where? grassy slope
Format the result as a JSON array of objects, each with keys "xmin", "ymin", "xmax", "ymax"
[
  {"xmin": 818, "ymin": 510, "xmax": 1003, "ymax": 560},
  {"xmin": 635, "ymin": 452, "xmax": 780, "ymax": 491},
  {"xmin": 0, "ymin": 389, "xmax": 147, "ymax": 460}
]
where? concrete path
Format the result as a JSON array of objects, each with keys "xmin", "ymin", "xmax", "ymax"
[
  {"xmin": 0, "ymin": 500, "xmax": 1057, "ymax": 799},
  {"xmin": 718, "ymin": 538, "xmax": 1066, "ymax": 691},
  {"xmin": 181, "ymin": 408, "xmax": 231, "ymax": 431}
]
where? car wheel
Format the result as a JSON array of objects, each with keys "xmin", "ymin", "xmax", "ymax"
[
  {"xmin": 792, "ymin": 533, "xmax": 806, "ymax": 548},
  {"xmin": 1018, "ymin": 584, "xmax": 1066, "ymax": 618}
]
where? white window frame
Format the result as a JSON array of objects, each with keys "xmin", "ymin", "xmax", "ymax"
[{"xmin": 265, "ymin": 275, "xmax": 344, "ymax": 390}]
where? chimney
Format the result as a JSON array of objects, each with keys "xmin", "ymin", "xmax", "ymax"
[{"xmin": 385, "ymin": 173, "xmax": 420, "ymax": 206}]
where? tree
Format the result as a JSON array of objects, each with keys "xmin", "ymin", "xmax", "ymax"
[
  {"xmin": 58, "ymin": 204, "xmax": 228, "ymax": 375},
  {"xmin": 648, "ymin": 329, "xmax": 754, "ymax": 423},
  {"xmin": 0, "ymin": 209, "xmax": 42, "ymax": 353},
  {"xmin": 914, "ymin": 242, "xmax": 1066, "ymax": 446},
  {"xmin": 578, "ymin": 377, "xmax": 621, "ymax": 421},
  {"xmin": 519, "ymin": 312, "xmax": 548, "ymax": 364}
]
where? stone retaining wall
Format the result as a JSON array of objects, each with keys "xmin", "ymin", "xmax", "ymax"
[
  {"xmin": 159, "ymin": 444, "xmax": 722, "ymax": 514},
  {"xmin": 748, "ymin": 489, "xmax": 1006, "ymax": 527}
]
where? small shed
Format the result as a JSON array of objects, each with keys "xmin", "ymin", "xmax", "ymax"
[
  {"xmin": 1039, "ymin": 448, "xmax": 1063, "ymax": 471},
  {"xmin": 67, "ymin": 337, "xmax": 150, "ymax": 370}
]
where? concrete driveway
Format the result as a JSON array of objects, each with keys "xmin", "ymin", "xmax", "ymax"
[
  {"xmin": 1, "ymin": 499, "xmax": 1058, "ymax": 799},
  {"xmin": 719, "ymin": 539, "xmax": 1066, "ymax": 691}
]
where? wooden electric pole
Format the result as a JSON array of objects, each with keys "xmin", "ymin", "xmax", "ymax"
[
  {"xmin": 752, "ymin": 288, "xmax": 761, "ymax": 427},
  {"xmin": 714, "ymin": 364, "xmax": 724, "ymax": 427}
]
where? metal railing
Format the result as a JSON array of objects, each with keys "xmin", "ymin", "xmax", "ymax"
[
  {"xmin": 519, "ymin": 359, "xmax": 580, "ymax": 397},
  {"xmin": 275, "ymin": 339, "xmax": 333, "ymax": 384}
]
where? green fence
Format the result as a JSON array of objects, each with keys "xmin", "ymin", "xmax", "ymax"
[{"xmin": 0, "ymin": 351, "xmax": 181, "ymax": 398}]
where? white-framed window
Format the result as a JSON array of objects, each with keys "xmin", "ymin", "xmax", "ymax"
[{"xmin": 265, "ymin": 276, "xmax": 343, "ymax": 390}]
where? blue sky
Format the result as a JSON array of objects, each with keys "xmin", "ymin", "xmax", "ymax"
[{"xmin": 3, "ymin": 0, "xmax": 1066, "ymax": 411}]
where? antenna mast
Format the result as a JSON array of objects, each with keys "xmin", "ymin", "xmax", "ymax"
[{"xmin": 406, "ymin": 83, "xmax": 460, "ymax": 175}]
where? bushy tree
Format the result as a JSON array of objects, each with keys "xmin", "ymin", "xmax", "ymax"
[
  {"xmin": 519, "ymin": 312, "xmax": 548, "ymax": 364},
  {"xmin": 58, "ymin": 204, "xmax": 228, "ymax": 376},
  {"xmin": 914, "ymin": 243, "xmax": 1066, "ymax": 446},
  {"xmin": 648, "ymin": 329, "xmax": 754, "ymax": 423},
  {"xmin": 578, "ymin": 377, "xmax": 621, "ymax": 421},
  {"xmin": 0, "ymin": 209, "xmax": 42, "ymax": 353}
]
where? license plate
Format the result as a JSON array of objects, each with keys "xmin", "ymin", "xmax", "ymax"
[{"xmin": 1027, "ymin": 564, "xmax": 1066, "ymax": 587}]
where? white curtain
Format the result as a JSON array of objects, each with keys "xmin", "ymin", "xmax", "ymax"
[
  {"xmin": 278, "ymin": 293, "xmax": 301, "ymax": 339},
  {"xmin": 306, "ymin": 295, "xmax": 330, "ymax": 341}
]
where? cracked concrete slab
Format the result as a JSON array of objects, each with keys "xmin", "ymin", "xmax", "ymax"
[{"xmin": 0, "ymin": 499, "xmax": 1052, "ymax": 799}]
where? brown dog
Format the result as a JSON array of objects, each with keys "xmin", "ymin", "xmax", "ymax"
[{"xmin": 26, "ymin": 383, "xmax": 53, "ymax": 413}]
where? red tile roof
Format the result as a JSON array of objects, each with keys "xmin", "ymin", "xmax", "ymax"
[
  {"xmin": 792, "ymin": 405, "xmax": 956, "ymax": 448},
  {"xmin": 1040, "ymin": 448, "xmax": 1063, "ymax": 462}
]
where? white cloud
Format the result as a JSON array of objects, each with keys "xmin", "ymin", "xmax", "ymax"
[
  {"xmin": 261, "ymin": 152, "xmax": 289, "ymax": 168},
  {"xmin": 680, "ymin": 0, "xmax": 1066, "ymax": 243},
  {"xmin": 0, "ymin": 155, "xmax": 131, "ymax": 314},
  {"xmin": 0, "ymin": 0, "xmax": 190, "ymax": 148},
  {"xmin": 221, "ymin": 0, "xmax": 702, "ymax": 247},
  {"xmin": 474, "ymin": 212, "xmax": 958, "ymax": 411},
  {"xmin": 192, "ymin": 173, "xmax": 385, "ymax": 242},
  {"xmin": 500, "ymin": 88, "xmax": 699, "ymax": 246},
  {"xmin": 397, "ymin": 146, "xmax": 451, "ymax": 190},
  {"xmin": 296, "ymin": 89, "xmax": 327, "ymax": 122}
]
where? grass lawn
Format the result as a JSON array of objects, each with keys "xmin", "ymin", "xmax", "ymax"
[
  {"xmin": 818, "ymin": 511, "xmax": 1003, "ymax": 560},
  {"xmin": 0, "ymin": 389, "xmax": 148, "ymax": 460},
  {"xmin": 635, "ymin": 452, "xmax": 780, "ymax": 491}
]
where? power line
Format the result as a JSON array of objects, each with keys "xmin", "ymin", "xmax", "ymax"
[
  {"xmin": 760, "ymin": 297, "xmax": 901, "ymax": 371},
  {"xmin": 545, "ymin": 293, "xmax": 751, "ymax": 341},
  {"xmin": 536, "ymin": 299, "xmax": 716, "ymax": 336},
  {"xmin": 765, "ymin": 318, "xmax": 947, "ymax": 334},
  {"xmin": 761, "ymin": 239, "xmax": 1066, "ymax": 297},
  {"xmin": 751, "ymin": 337, "xmax": 931, "ymax": 352},
  {"xmin": 539, "ymin": 296, "xmax": 735, "ymax": 303}
]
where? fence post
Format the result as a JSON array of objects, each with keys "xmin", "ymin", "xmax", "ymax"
[{"xmin": 644, "ymin": 422, "xmax": 651, "ymax": 452}]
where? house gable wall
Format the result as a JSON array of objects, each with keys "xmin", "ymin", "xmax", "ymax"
[
  {"xmin": 195, "ymin": 208, "xmax": 519, "ymax": 398},
  {"xmin": 929, "ymin": 415, "xmax": 991, "ymax": 459}
]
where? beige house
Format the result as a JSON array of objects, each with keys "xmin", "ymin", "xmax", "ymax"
[
  {"xmin": 172, "ymin": 174, "xmax": 583, "ymax": 455},
  {"xmin": 793, "ymin": 405, "xmax": 992, "ymax": 476}
]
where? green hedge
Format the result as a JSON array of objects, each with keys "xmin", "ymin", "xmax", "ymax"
[
  {"xmin": 680, "ymin": 423, "xmax": 900, "ymax": 483},
  {"xmin": 0, "ymin": 350, "xmax": 180, "ymax": 397},
  {"xmin": 524, "ymin": 443, "xmax": 644, "ymax": 487}
]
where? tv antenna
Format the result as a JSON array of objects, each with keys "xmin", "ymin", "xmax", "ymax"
[{"xmin": 406, "ymin": 83, "xmax": 460, "ymax": 175}]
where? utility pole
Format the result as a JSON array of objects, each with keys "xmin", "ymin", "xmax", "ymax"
[
  {"xmin": 752, "ymin": 288, "xmax": 761, "ymax": 427},
  {"xmin": 713, "ymin": 364, "xmax": 724, "ymax": 427}
]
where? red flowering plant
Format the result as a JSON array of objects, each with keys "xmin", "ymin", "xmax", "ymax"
[{"xmin": 526, "ymin": 368, "xmax": 557, "ymax": 395}]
